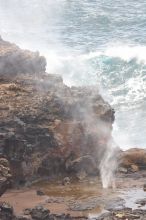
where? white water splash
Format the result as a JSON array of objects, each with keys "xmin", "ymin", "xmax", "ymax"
[
  {"xmin": 100, "ymin": 139, "xmax": 118, "ymax": 189},
  {"xmin": 105, "ymin": 44, "xmax": 146, "ymax": 63}
]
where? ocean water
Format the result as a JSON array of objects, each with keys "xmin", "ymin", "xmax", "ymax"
[{"xmin": 0, "ymin": 0, "xmax": 146, "ymax": 149}]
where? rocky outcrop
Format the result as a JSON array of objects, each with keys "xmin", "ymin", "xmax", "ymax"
[
  {"xmin": 119, "ymin": 148, "xmax": 146, "ymax": 173},
  {"xmin": 0, "ymin": 37, "xmax": 115, "ymax": 185}
]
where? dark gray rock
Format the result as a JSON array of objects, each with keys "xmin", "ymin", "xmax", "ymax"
[
  {"xmin": 0, "ymin": 202, "xmax": 14, "ymax": 220},
  {"xmin": 30, "ymin": 206, "xmax": 50, "ymax": 220},
  {"xmin": 36, "ymin": 190, "xmax": 45, "ymax": 196}
]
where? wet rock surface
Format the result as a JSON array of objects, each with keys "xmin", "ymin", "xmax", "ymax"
[
  {"xmin": 0, "ymin": 203, "xmax": 85, "ymax": 219},
  {"xmin": 1, "ymin": 173, "xmax": 146, "ymax": 220},
  {"xmin": 1, "ymin": 199, "xmax": 146, "ymax": 220}
]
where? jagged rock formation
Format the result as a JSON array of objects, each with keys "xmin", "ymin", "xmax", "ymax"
[{"xmin": 0, "ymin": 37, "xmax": 115, "ymax": 186}]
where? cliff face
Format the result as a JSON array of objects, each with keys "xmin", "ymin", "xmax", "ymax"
[{"xmin": 0, "ymin": 37, "xmax": 115, "ymax": 186}]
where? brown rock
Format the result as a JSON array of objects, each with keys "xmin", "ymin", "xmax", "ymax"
[
  {"xmin": 119, "ymin": 148, "xmax": 146, "ymax": 172},
  {"xmin": 0, "ymin": 37, "xmax": 115, "ymax": 184}
]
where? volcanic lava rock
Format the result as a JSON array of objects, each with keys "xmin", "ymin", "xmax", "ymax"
[{"xmin": 0, "ymin": 37, "xmax": 115, "ymax": 184}]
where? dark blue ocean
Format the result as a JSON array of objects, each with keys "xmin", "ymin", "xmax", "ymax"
[{"xmin": 0, "ymin": 0, "xmax": 146, "ymax": 149}]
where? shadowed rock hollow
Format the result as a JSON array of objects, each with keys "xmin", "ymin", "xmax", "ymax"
[{"xmin": 0, "ymin": 37, "xmax": 115, "ymax": 187}]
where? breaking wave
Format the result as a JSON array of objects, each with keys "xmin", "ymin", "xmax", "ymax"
[
  {"xmin": 44, "ymin": 44, "xmax": 146, "ymax": 149},
  {"xmin": 0, "ymin": 0, "xmax": 146, "ymax": 149}
]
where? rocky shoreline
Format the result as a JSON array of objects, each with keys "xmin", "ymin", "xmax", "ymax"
[
  {"xmin": 0, "ymin": 36, "xmax": 115, "ymax": 187},
  {"xmin": 0, "ymin": 37, "xmax": 146, "ymax": 219},
  {"xmin": 1, "ymin": 172, "xmax": 146, "ymax": 220}
]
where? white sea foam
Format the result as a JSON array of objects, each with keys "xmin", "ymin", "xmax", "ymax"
[
  {"xmin": 78, "ymin": 44, "xmax": 146, "ymax": 64},
  {"xmin": 105, "ymin": 44, "xmax": 146, "ymax": 63}
]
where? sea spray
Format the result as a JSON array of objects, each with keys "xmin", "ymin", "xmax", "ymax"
[
  {"xmin": 1, "ymin": 0, "xmax": 146, "ymax": 150},
  {"xmin": 53, "ymin": 84, "xmax": 116, "ymax": 181},
  {"xmin": 100, "ymin": 138, "xmax": 118, "ymax": 189}
]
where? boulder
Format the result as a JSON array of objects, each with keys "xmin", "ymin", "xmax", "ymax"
[{"xmin": 30, "ymin": 206, "xmax": 50, "ymax": 220}]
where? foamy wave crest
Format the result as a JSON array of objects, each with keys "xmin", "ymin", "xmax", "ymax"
[
  {"xmin": 63, "ymin": 44, "xmax": 146, "ymax": 64},
  {"xmin": 44, "ymin": 44, "xmax": 146, "ymax": 106},
  {"xmin": 78, "ymin": 44, "xmax": 146, "ymax": 64},
  {"xmin": 105, "ymin": 45, "xmax": 146, "ymax": 63}
]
